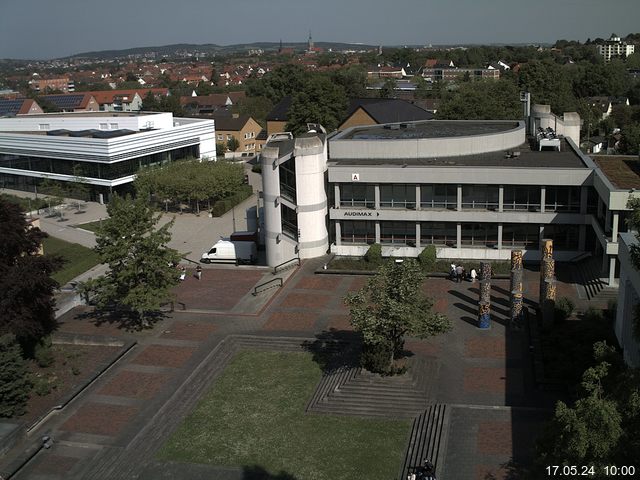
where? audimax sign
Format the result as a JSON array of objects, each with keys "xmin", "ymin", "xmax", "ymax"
[{"xmin": 342, "ymin": 211, "xmax": 380, "ymax": 217}]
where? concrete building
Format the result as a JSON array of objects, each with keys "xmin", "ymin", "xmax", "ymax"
[
  {"xmin": 260, "ymin": 108, "xmax": 636, "ymax": 286},
  {"xmin": 615, "ymin": 232, "xmax": 640, "ymax": 367},
  {"xmin": 212, "ymin": 113, "xmax": 263, "ymax": 158},
  {"xmin": 597, "ymin": 34, "xmax": 635, "ymax": 63},
  {"xmin": 0, "ymin": 111, "xmax": 215, "ymax": 202}
]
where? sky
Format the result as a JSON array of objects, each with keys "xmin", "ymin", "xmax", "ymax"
[{"xmin": 1, "ymin": 0, "xmax": 639, "ymax": 59}]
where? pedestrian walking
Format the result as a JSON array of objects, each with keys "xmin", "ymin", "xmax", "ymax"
[
  {"xmin": 470, "ymin": 268, "xmax": 477, "ymax": 283},
  {"xmin": 179, "ymin": 266, "xmax": 186, "ymax": 281},
  {"xmin": 196, "ymin": 265, "xmax": 202, "ymax": 280},
  {"xmin": 455, "ymin": 264, "xmax": 463, "ymax": 283},
  {"xmin": 450, "ymin": 263, "xmax": 456, "ymax": 281}
]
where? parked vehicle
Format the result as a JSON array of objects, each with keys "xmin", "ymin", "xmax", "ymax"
[{"xmin": 200, "ymin": 240, "xmax": 257, "ymax": 265}]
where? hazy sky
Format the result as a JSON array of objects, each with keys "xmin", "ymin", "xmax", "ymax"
[{"xmin": 1, "ymin": 0, "xmax": 638, "ymax": 59}]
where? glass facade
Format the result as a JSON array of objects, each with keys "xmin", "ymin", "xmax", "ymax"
[
  {"xmin": 0, "ymin": 145, "xmax": 199, "ymax": 181},
  {"xmin": 340, "ymin": 184, "xmax": 375, "ymax": 208},
  {"xmin": 502, "ymin": 223, "xmax": 539, "ymax": 248},
  {"xmin": 461, "ymin": 223, "xmax": 498, "ymax": 247},
  {"xmin": 545, "ymin": 186, "xmax": 580, "ymax": 212},
  {"xmin": 341, "ymin": 220, "xmax": 375, "ymax": 244},
  {"xmin": 503, "ymin": 186, "xmax": 541, "ymax": 211},
  {"xmin": 462, "ymin": 185, "xmax": 499, "ymax": 210},
  {"xmin": 380, "ymin": 184, "xmax": 415, "ymax": 208},
  {"xmin": 380, "ymin": 221, "xmax": 416, "ymax": 245},
  {"xmin": 420, "ymin": 185, "xmax": 457, "ymax": 209},
  {"xmin": 281, "ymin": 204, "xmax": 298, "ymax": 240},
  {"xmin": 421, "ymin": 222, "xmax": 457, "ymax": 246},
  {"xmin": 279, "ymin": 159, "xmax": 296, "ymax": 202},
  {"xmin": 545, "ymin": 224, "xmax": 580, "ymax": 250}
]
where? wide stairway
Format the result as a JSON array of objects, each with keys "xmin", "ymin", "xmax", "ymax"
[{"xmin": 574, "ymin": 256, "xmax": 616, "ymax": 302}]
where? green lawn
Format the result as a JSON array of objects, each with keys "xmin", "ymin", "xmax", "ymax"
[
  {"xmin": 43, "ymin": 236, "xmax": 101, "ymax": 285},
  {"xmin": 158, "ymin": 351, "xmax": 410, "ymax": 480},
  {"xmin": 75, "ymin": 220, "xmax": 102, "ymax": 233}
]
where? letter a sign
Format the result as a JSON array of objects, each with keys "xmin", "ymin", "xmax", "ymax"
[{"xmin": 351, "ymin": 173, "xmax": 360, "ymax": 181}]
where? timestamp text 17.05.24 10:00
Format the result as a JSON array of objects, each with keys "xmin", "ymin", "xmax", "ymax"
[{"xmin": 546, "ymin": 465, "xmax": 636, "ymax": 476}]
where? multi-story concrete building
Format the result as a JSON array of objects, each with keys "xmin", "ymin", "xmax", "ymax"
[
  {"xmin": 0, "ymin": 111, "xmax": 215, "ymax": 202},
  {"xmin": 261, "ymin": 108, "xmax": 636, "ymax": 287},
  {"xmin": 597, "ymin": 34, "xmax": 635, "ymax": 63}
]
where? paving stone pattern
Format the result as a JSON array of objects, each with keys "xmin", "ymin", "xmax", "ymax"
[{"xmin": 7, "ymin": 260, "xmax": 587, "ymax": 480}]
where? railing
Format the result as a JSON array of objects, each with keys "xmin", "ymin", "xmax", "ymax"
[
  {"xmin": 273, "ymin": 257, "xmax": 300, "ymax": 275},
  {"xmin": 252, "ymin": 277, "xmax": 283, "ymax": 296}
]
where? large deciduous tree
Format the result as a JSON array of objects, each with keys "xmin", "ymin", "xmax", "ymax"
[
  {"xmin": 81, "ymin": 195, "xmax": 180, "ymax": 327},
  {"xmin": 0, "ymin": 334, "xmax": 32, "ymax": 418},
  {"xmin": 285, "ymin": 76, "xmax": 348, "ymax": 134},
  {"xmin": 437, "ymin": 78, "xmax": 522, "ymax": 120},
  {"xmin": 0, "ymin": 198, "xmax": 61, "ymax": 352},
  {"xmin": 345, "ymin": 259, "xmax": 451, "ymax": 374}
]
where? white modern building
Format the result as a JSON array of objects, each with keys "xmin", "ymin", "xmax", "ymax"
[
  {"xmin": 597, "ymin": 34, "xmax": 635, "ymax": 63},
  {"xmin": 261, "ymin": 107, "xmax": 638, "ymax": 286},
  {"xmin": 615, "ymin": 232, "xmax": 640, "ymax": 367},
  {"xmin": 0, "ymin": 111, "xmax": 216, "ymax": 201}
]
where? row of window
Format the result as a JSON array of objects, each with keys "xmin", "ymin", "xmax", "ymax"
[
  {"xmin": 0, "ymin": 145, "xmax": 199, "ymax": 180},
  {"xmin": 339, "ymin": 184, "xmax": 591, "ymax": 213},
  {"xmin": 340, "ymin": 221, "xmax": 581, "ymax": 250}
]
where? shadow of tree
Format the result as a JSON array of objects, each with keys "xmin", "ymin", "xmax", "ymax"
[
  {"xmin": 301, "ymin": 329, "xmax": 362, "ymax": 374},
  {"xmin": 243, "ymin": 465, "xmax": 299, "ymax": 480},
  {"xmin": 70, "ymin": 306, "xmax": 168, "ymax": 331}
]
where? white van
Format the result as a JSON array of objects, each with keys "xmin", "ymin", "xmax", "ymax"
[{"xmin": 200, "ymin": 240, "xmax": 257, "ymax": 265}]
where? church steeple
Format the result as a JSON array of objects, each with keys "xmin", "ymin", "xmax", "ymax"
[{"xmin": 308, "ymin": 31, "xmax": 314, "ymax": 51}]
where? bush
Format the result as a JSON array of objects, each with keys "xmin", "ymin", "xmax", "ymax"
[
  {"xmin": 418, "ymin": 245, "xmax": 437, "ymax": 272},
  {"xmin": 251, "ymin": 164, "xmax": 262, "ymax": 174},
  {"xmin": 554, "ymin": 297, "xmax": 575, "ymax": 322},
  {"xmin": 364, "ymin": 243, "xmax": 383, "ymax": 266},
  {"xmin": 361, "ymin": 340, "xmax": 393, "ymax": 374},
  {"xmin": 210, "ymin": 185, "xmax": 253, "ymax": 217},
  {"xmin": 0, "ymin": 334, "xmax": 32, "ymax": 417},
  {"xmin": 34, "ymin": 339, "xmax": 54, "ymax": 368}
]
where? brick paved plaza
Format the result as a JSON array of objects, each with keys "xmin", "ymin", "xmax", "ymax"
[{"xmin": 7, "ymin": 258, "xmax": 581, "ymax": 480}]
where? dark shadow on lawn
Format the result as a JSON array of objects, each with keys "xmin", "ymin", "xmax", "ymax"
[
  {"xmin": 70, "ymin": 306, "xmax": 169, "ymax": 331},
  {"xmin": 243, "ymin": 465, "xmax": 299, "ymax": 480},
  {"xmin": 301, "ymin": 329, "xmax": 362, "ymax": 373}
]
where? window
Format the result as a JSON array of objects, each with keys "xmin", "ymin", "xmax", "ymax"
[
  {"xmin": 38, "ymin": 124, "xmax": 50, "ymax": 131},
  {"xmin": 109, "ymin": 123, "xmax": 118, "ymax": 130},
  {"xmin": 217, "ymin": 134, "xmax": 223, "ymax": 140},
  {"xmin": 503, "ymin": 186, "xmax": 541, "ymax": 211},
  {"xmin": 421, "ymin": 184, "xmax": 457, "ymax": 209},
  {"xmin": 281, "ymin": 205, "xmax": 298, "ymax": 240},
  {"xmin": 226, "ymin": 134, "xmax": 232, "ymax": 140},
  {"xmin": 421, "ymin": 222, "xmax": 457, "ymax": 247},
  {"xmin": 461, "ymin": 223, "xmax": 498, "ymax": 247},
  {"xmin": 462, "ymin": 185, "xmax": 499, "ymax": 210},
  {"xmin": 380, "ymin": 184, "xmax": 416, "ymax": 209},
  {"xmin": 341, "ymin": 221, "xmax": 375, "ymax": 244},
  {"xmin": 340, "ymin": 184, "xmax": 375, "ymax": 208},
  {"xmin": 502, "ymin": 224, "xmax": 539, "ymax": 248},
  {"xmin": 279, "ymin": 159, "xmax": 296, "ymax": 201},
  {"xmin": 380, "ymin": 221, "xmax": 416, "ymax": 245},
  {"xmin": 545, "ymin": 186, "xmax": 580, "ymax": 212},
  {"xmin": 99, "ymin": 123, "xmax": 108, "ymax": 130},
  {"xmin": 545, "ymin": 225, "xmax": 579, "ymax": 250}
]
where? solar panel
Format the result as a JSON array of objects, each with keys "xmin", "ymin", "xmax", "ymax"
[
  {"xmin": 0, "ymin": 99, "xmax": 25, "ymax": 116},
  {"xmin": 43, "ymin": 94, "xmax": 85, "ymax": 110}
]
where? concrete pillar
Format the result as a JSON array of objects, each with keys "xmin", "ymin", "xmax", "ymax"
[
  {"xmin": 540, "ymin": 186, "xmax": 546, "ymax": 213},
  {"xmin": 335, "ymin": 221, "xmax": 341, "ymax": 247},
  {"xmin": 415, "ymin": 185, "xmax": 421, "ymax": 210},
  {"xmin": 580, "ymin": 186, "xmax": 588, "ymax": 214},
  {"xmin": 497, "ymin": 224, "xmax": 503, "ymax": 250},
  {"xmin": 579, "ymin": 224, "xmax": 586, "ymax": 251},
  {"xmin": 374, "ymin": 184, "xmax": 380, "ymax": 210},
  {"xmin": 415, "ymin": 223, "xmax": 421, "ymax": 248},
  {"xmin": 456, "ymin": 223, "xmax": 462, "ymax": 249},
  {"xmin": 334, "ymin": 184, "xmax": 340, "ymax": 208},
  {"xmin": 375, "ymin": 221, "xmax": 380, "ymax": 244},
  {"xmin": 612, "ymin": 212, "xmax": 619, "ymax": 241},
  {"xmin": 609, "ymin": 257, "xmax": 616, "ymax": 286},
  {"xmin": 605, "ymin": 208, "xmax": 611, "ymax": 233},
  {"xmin": 498, "ymin": 185, "xmax": 504, "ymax": 212},
  {"xmin": 457, "ymin": 184, "xmax": 462, "ymax": 211}
]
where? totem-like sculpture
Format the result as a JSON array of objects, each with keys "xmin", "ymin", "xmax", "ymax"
[
  {"xmin": 510, "ymin": 249, "xmax": 524, "ymax": 329},
  {"xmin": 478, "ymin": 261, "xmax": 492, "ymax": 329},
  {"xmin": 539, "ymin": 239, "xmax": 556, "ymax": 328}
]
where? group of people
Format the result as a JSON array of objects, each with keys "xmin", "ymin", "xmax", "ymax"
[
  {"xmin": 450, "ymin": 263, "xmax": 477, "ymax": 283},
  {"xmin": 177, "ymin": 264, "xmax": 202, "ymax": 281}
]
